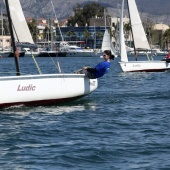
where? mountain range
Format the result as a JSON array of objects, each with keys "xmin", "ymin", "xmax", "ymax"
[{"xmin": 3, "ymin": 0, "xmax": 170, "ymax": 25}]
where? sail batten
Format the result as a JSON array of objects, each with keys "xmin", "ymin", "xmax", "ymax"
[
  {"xmin": 7, "ymin": 0, "xmax": 34, "ymax": 44},
  {"xmin": 127, "ymin": 0, "xmax": 150, "ymax": 50}
]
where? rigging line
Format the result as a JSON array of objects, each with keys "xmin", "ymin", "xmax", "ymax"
[
  {"xmin": 49, "ymin": 1, "xmax": 62, "ymax": 73},
  {"xmin": 50, "ymin": 0, "xmax": 64, "ymax": 42},
  {"xmin": 146, "ymin": 52, "xmax": 150, "ymax": 61},
  {"xmin": 31, "ymin": 52, "xmax": 42, "ymax": 74},
  {"xmin": 46, "ymin": 52, "xmax": 62, "ymax": 73},
  {"xmin": 55, "ymin": 52, "xmax": 63, "ymax": 73},
  {"xmin": 55, "ymin": 51, "xmax": 63, "ymax": 73}
]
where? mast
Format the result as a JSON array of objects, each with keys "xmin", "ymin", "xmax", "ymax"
[
  {"xmin": 48, "ymin": 16, "xmax": 50, "ymax": 49},
  {"xmin": 119, "ymin": 0, "xmax": 128, "ymax": 62},
  {"xmin": 94, "ymin": 22, "xmax": 96, "ymax": 49},
  {"xmin": 5, "ymin": 0, "xmax": 20, "ymax": 76},
  {"xmin": 50, "ymin": 18, "xmax": 53, "ymax": 50},
  {"xmin": 1, "ymin": 5, "xmax": 4, "ymax": 50},
  {"xmin": 126, "ymin": 0, "xmax": 136, "ymax": 54},
  {"xmin": 104, "ymin": 8, "xmax": 106, "ymax": 30},
  {"xmin": 35, "ymin": 17, "xmax": 38, "ymax": 44}
]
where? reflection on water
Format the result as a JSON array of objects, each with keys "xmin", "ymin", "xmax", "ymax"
[{"xmin": 1, "ymin": 99, "xmax": 98, "ymax": 116}]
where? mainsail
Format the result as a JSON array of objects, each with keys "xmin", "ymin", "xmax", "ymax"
[
  {"xmin": 119, "ymin": 0, "xmax": 128, "ymax": 62},
  {"xmin": 7, "ymin": 0, "xmax": 34, "ymax": 44},
  {"xmin": 127, "ymin": 0, "xmax": 150, "ymax": 50}
]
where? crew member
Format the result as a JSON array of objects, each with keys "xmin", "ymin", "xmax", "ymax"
[
  {"xmin": 162, "ymin": 49, "xmax": 170, "ymax": 62},
  {"xmin": 166, "ymin": 49, "xmax": 170, "ymax": 59},
  {"xmin": 81, "ymin": 50, "xmax": 115, "ymax": 79}
]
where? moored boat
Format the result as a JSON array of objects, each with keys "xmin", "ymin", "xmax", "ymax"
[
  {"xmin": 8, "ymin": 51, "xmax": 25, "ymax": 57},
  {"xmin": 36, "ymin": 51, "xmax": 67, "ymax": 57}
]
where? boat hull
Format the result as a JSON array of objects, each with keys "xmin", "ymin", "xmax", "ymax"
[
  {"xmin": 37, "ymin": 52, "xmax": 67, "ymax": 57},
  {"xmin": 0, "ymin": 52, "xmax": 11, "ymax": 58},
  {"xmin": 119, "ymin": 61, "xmax": 170, "ymax": 72},
  {"xmin": 0, "ymin": 74, "xmax": 98, "ymax": 108},
  {"xmin": 24, "ymin": 52, "xmax": 39, "ymax": 57},
  {"xmin": 66, "ymin": 51, "xmax": 100, "ymax": 57},
  {"xmin": 8, "ymin": 52, "xmax": 25, "ymax": 57}
]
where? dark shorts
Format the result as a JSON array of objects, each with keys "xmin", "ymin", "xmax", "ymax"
[{"xmin": 78, "ymin": 69, "xmax": 96, "ymax": 79}]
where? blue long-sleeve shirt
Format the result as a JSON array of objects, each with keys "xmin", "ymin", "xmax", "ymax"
[{"xmin": 94, "ymin": 61, "xmax": 110, "ymax": 78}]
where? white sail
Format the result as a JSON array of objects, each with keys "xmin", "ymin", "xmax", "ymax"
[
  {"xmin": 101, "ymin": 29, "xmax": 116, "ymax": 55},
  {"xmin": 127, "ymin": 0, "xmax": 150, "ymax": 50},
  {"xmin": 110, "ymin": 40, "xmax": 116, "ymax": 56},
  {"xmin": 119, "ymin": 0, "xmax": 128, "ymax": 62},
  {"xmin": 7, "ymin": 0, "xmax": 34, "ymax": 44},
  {"xmin": 101, "ymin": 29, "xmax": 110, "ymax": 51}
]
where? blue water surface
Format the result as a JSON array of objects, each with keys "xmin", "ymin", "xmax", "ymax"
[{"xmin": 0, "ymin": 56, "xmax": 170, "ymax": 170}]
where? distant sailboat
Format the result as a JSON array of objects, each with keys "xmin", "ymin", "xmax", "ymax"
[
  {"xmin": 0, "ymin": 0, "xmax": 98, "ymax": 108},
  {"xmin": 119, "ymin": 0, "xmax": 170, "ymax": 72},
  {"xmin": 100, "ymin": 8, "xmax": 117, "ymax": 58},
  {"xmin": 101, "ymin": 29, "xmax": 117, "ymax": 58}
]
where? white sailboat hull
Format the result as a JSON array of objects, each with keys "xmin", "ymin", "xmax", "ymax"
[
  {"xmin": 0, "ymin": 74, "xmax": 98, "ymax": 107},
  {"xmin": 119, "ymin": 61, "xmax": 170, "ymax": 72}
]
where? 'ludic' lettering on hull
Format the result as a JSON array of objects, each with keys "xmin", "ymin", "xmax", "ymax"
[{"xmin": 17, "ymin": 84, "xmax": 36, "ymax": 91}]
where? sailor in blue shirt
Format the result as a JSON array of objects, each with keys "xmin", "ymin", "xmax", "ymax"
[{"xmin": 83, "ymin": 50, "xmax": 115, "ymax": 79}]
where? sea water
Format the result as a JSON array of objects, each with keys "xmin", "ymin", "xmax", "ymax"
[{"xmin": 0, "ymin": 56, "xmax": 170, "ymax": 170}]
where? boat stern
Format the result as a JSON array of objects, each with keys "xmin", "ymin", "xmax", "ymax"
[
  {"xmin": 84, "ymin": 77, "xmax": 98, "ymax": 95},
  {"xmin": 89, "ymin": 79, "xmax": 98, "ymax": 92},
  {"xmin": 119, "ymin": 61, "xmax": 129, "ymax": 72}
]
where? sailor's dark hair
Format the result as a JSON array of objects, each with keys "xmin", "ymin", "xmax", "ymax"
[{"xmin": 104, "ymin": 50, "xmax": 115, "ymax": 60}]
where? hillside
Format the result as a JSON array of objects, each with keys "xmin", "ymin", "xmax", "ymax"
[{"xmin": 2, "ymin": 0, "xmax": 170, "ymax": 24}]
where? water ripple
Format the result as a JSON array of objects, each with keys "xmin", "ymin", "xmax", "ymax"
[{"xmin": 0, "ymin": 57, "xmax": 170, "ymax": 169}]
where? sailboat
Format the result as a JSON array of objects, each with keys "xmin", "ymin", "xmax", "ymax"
[
  {"xmin": 100, "ymin": 29, "xmax": 117, "ymax": 58},
  {"xmin": 119, "ymin": 0, "xmax": 170, "ymax": 72},
  {"xmin": 0, "ymin": 0, "xmax": 98, "ymax": 108},
  {"xmin": 100, "ymin": 8, "xmax": 117, "ymax": 58},
  {"xmin": 8, "ymin": 0, "xmax": 39, "ymax": 57}
]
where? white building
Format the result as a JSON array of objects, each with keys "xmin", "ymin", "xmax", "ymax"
[{"xmin": 0, "ymin": 36, "xmax": 11, "ymax": 49}]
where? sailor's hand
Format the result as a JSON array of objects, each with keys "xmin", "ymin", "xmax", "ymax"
[{"xmin": 83, "ymin": 67, "xmax": 88, "ymax": 70}]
